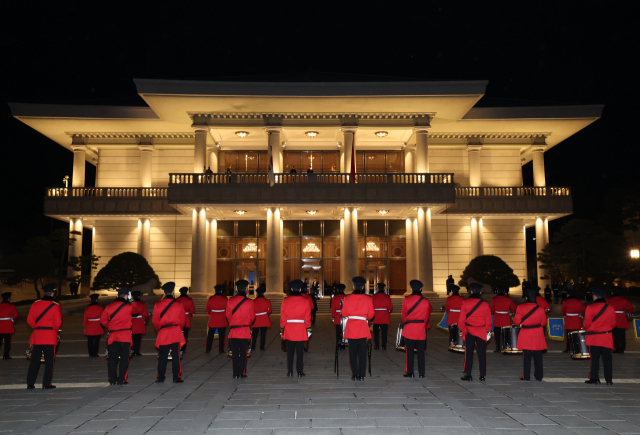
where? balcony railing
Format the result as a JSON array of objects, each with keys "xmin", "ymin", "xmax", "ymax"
[
  {"xmin": 46, "ymin": 187, "xmax": 168, "ymax": 198},
  {"xmin": 169, "ymin": 172, "xmax": 453, "ymax": 185},
  {"xmin": 455, "ymin": 186, "xmax": 571, "ymax": 197}
]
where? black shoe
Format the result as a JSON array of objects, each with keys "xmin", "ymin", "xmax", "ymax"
[
  {"xmin": 206, "ymin": 350, "xmax": 211, "ymax": 354},
  {"xmin": 233, "ymin": 375, "xmax": 240, "ymax": 379},
  {"xmin": 260, "ymin": 347, "xmax": 265, "ymax": 351},
  {"xmin": 135, "ymin": 353, "xmax": 143, "ymax": 356},
  {"xmin": 351, "ymin": 376, "xmax": 356, "ymax": 381},
  {"xmin": 585, "ymin": 379, "xmax": 601, "ymax": 384},
  {"xmin": 479, "ymin": 376, "xmax": 485, "ymax": 382},
  {"xmin": 109, "ymin": 382, "xmax": 117, "ymax": 386},
  {"xmin": 382, "ymin": 346, "xmax": 386, "ymax": 350},
  {"xmin": 43, "ymin": 385, "xmax": 56, "ymax": 389},
  {"xmin": 461, "ymin": 375, "xmax": 472, "ymax": 381},
  {"xmin": 357, "ymin": 377, "xmax": 364, "ymax": 381},
  {"xmin": 606, "ymin": 382, "xmax": 613, "ymax": 385},
  {"xmin": 3, "ymin": 356, "xmax": 12, "ymax": 359},
  {"xmin": 493, "ymin": 350, "xmax": 500, "ymax": 353},
  {"xmin": 219, "ymin": 351, "xmax": 225, "ymax": 354},
  {"xmin": 419, "ymin": 374, "xmax": 425, "ymax": 378},
  {"xmin": 403, "ymin": 372, "xmax": 415, "ymax": 378},
  {"xmin": 520, "ymin": 376, "xmax": 529, "ymax": 381},
  {"xmin": 155, "ymin": 379, "xmax": 165, "ymax": 384},
  {"xmin": 173, "ymin": 379, "xmax": 184, "ymax": 383},
  {"xmin": 374, "ymin": 347, "xmax": 379, "ymax": 350},
  {"xmin": 27, "ymin": 385, "xmax": 35, "ymax": 390},
  {"xmin": 287, "ymin": 372, "xmax": 293, "ymax": 377},
  {"xmin": 297, "ymin": 372, "xmax": 306, "ymax": 377}
]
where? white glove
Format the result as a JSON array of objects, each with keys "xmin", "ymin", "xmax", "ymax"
[{"xmin": 486, "ymin": 332, "xmax": 492, "ymax": 341}]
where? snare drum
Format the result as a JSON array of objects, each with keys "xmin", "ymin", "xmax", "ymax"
[
  {"xmin": 568, "ymin": 330, "xmax": 590, "ymax": 359},
  {"xmin": 395, "ymin": 324, "xmax": 420, "ymax": 353},
  {"xmin": 448, "ymin": 324, "xmax": 465, "ymax": 353},
  {"xmin": 338, "ymin": 317, "xmax": 348, "ymax": 347},
  {"xmin": 501, "ymin": 326, "xmax": 523, "ymax": 354}
]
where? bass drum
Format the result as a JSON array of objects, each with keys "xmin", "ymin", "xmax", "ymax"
[
  {"xmin": 338, "ymin": 317, "xmax": 349, "ymax": 347},
  {"xmin": 395, "ymin": 324, "xmax": 419, "ymax": 353},
  {"xmin": 448, "ymin": 324, "xmax": 465, "ymax": 353},
  {"xmin": 569, "ymin": 330, "xmax": 590, "ymax": 359},
  {"xmin": 501, "ymin": 326, "xmax": 522, "ymax": 354}
]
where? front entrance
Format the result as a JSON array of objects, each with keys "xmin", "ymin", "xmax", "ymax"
[
  {"xmin": 236, "ymin": 259, "xmax": 261, "ymax": 295},
  {"xmin": 301, "ymin": 259, "xmax": 323, "ymax": 297},
  {"xmin": 364, "ymin": 259, "xmax": 387, "ymax": 294}
]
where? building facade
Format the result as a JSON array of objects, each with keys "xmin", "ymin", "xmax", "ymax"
[{"xmin": 11, "ymin": 80, "xmax": 602, "ymax": 297}]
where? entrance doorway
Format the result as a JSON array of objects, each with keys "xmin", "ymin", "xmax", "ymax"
[
  {"xmin": 365, "ymin": 259, "xmax": 387, "ymax": 294},
  {"xmin": 301, "ymin": 260, "xmax": 323, "ymax": 297},
  {"xmin": 237, "ymin": 260, "xmax": 260, "ymax": 295}
]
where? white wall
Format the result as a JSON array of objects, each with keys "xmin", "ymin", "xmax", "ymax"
[
  {"xmin": 479, "ymin": 149, "xmax": 522, "ymax": 187},
  {"xmin": 149, "ymin": 219, "xmax": 192, "ymax": 286},
  {"xmin": 152, "ymin": 150, "xmax": 193, "ymax": 187},
  {"xmin": 92, "ymin": 220, "xmax": 138, "ymax": 283},
  {"xmin": 429, "ymin": 149, "xmax": 469, "ymax": 186},
  {"xmin": 97, "ymin": 149, "xmax": 193, "ymax": 187},
  {"xmin": 482, "ymin": 218, "xmax": 527, "ymax": 285}
]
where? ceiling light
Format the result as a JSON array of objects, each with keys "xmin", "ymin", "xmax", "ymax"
[
  {"xmin": 375, "ymin": 131, "xmax": 388, "ymax": 137},
  {"xmin": 305, "ymin": 131, "xmax": 319, "ymax": 138},
  {"xmin": 376, "ymin": 210, "xmax": 389, "ymax": 215},
  {"xmin": 306, "ymin": 210, "xmax": 318, "ymax": 215},
  {"xmin": 235, "ymin": 131, "xmax": 249, "ymax": 138},
  {"xmin": 235, "ymin": 210, "xmax": 246, "ymax": 215},
  {"xmin": 243, "ymin": 243, "xmax": 258, "ymax": 253},
  {"xmin": 303, "ymin": 243, "xmax": 320, "ymax": 253},
  {"xmin": 366, "ymin": 242, "xmax": 380, "ymax": 252}
]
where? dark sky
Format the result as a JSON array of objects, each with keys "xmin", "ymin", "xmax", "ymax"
[{"xmin": 1, "ymin": 1, "xmax": 637, "ymax": 258}]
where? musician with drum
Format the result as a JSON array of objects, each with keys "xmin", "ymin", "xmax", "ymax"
[
  {"xmin": 514, "ymin": 288, "xmax": 547, "ymax": 381},
  {"xmin": 562, "ymin": 288, "xmax": 585, "ymax": 352},
  {"xmin": 372, "ymin": 283, "xmax": 393, "ymax": 350},
  {"xmin": 445, "ymin": 285, "xmax": 464, "ymax": 348},
  {"xmin": 0, "ymin": 292, "xmax": 18, "ymax": 359},
  {"xmin": 584, "ymin": 287, "xmax": 617, "ymax": 385},
  {"xmin": 490, "ymin": 285, "xmax": 516, "ymax": 353},
  {"xmin": 153, "ymin": 282, "xmax": 187, "ymax": 383},
  {"xmin": 331, "ymin": 284, "xmax": 346, "ymax": 350},
  {"xmin": 533, "ymin": 286, "xmax": 551, "ymax": 314},
  {"xmin": 130, "ymin": 291, "xmax": 149, "ymax": 357},
  {"xmin": 252, "ymin": 284, "xmax": 272, "ymax": 351},
  {"xmin": 458, "ymin": 282, "xmax": 492, "ymax": 381},
  {"xmin": 341, "ymin": 276, "xmax": 375, "ymax": 381},
  {"xmin": 607, "ymin": 287, "xmax": 634, "ymax": 354},
  {"xmin": 280, "ymin": 279, "xmax": 312, "ymax": 377},
  {"xmin": 226, "ymin": 280, "xmax": 255, "ymax": 379},
  {"xmin": 401, "ymin": 280, "xmax": 432, "ymax": 378},
  {"xmin": 205, "ymin": 284, "xmax": 229, "ymax": 354}
]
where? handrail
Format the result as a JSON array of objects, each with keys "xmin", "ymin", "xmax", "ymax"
[
  {"xmin": 455, "ymin": 186, "xmax": 571, "ymax": 197},
  {"xmin": 167, "ymin": 172, "xmax": 454, "ymax": 185},
  {"xmin": 46, "ymin": 187, "xmax": 168, "ymax": 198}
]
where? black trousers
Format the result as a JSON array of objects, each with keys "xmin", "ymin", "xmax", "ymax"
[
  {"xmin": 108, "ymin": 341, "xmax": 131, "ymax": 384},
  {"xmin": 404, "ymin": 338, "xmax": 426, "ymax": 375},
  {"xmin": 27, "ymin": 345, "xmax": 55, "ymax": 387},
  {"xmin": 589, "ymin": 346, "xmax": 613, "ymax": 383},
  {"xmin": 523, "ymin": 349, "xmax": 543, "ymax": 381},
  {"xmin": 311, "ymin": 311, "xmax": 316, "ymax": 325},
  {"xmin": 230, "ymin": 338, "xmax": 249, "ymax": 377},
  {"xmin": 565, "ymin": 329, "xmax": 578, "ymax": 351},
  {"xmin": 493, "ymin": 327, "xmax": 502, "ymax": 351},
  {"xmin": 463, "ymin": 334, "xmax": 487, "ymax": 377},
  {"xmin": 157, "ymin": 342, "xmax": 182, "ymax": 382},
  {"xmin": 373, "ymin": 324, "xmax": 388, "ymax": 349},
  {"xmin": 87, "ymin": 335, "xmax": 100, "ymax": 356},
  {"xmin": 132, "ymin": 334, "xmax": 142, "ymax": 355},
  {"xmin": 1, "ymin": 333, "xmax": 12, "ymax": 357},
  {"xmin": 206, "ymin": 327, "xmax": 226, "ymax": 353},
  {"xmin": 286, "ymin": 340, "xmax": 304, "ymax": 373},
  {"xmin": 181, "ymin": 327, "xmax": 190, "ymax": 352},
  {"xmin": 251, "ymin": 327, "xmax": 267, "ymax": 350},
  {"xmin": 613, "ymin": 328, "xmax": 626, "ymax": 353},
  {"xmin": 348, "ymin": 338, "xmax": 367, "ymax": 378}
]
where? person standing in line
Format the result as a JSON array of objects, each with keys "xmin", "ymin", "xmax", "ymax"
[
  {"xmin": 280, "ymin": 279, "xmax": 312, "ymax": 377},
  {"xmin": 340, "ymin": 277, "xmax": 375, "ymax": 381},
  {"xmin": 331, "ymin": 283, "xmax": 346, "ymax": 350},
  {"xmin": 401, "ymin": 280, "xmax": 432, "ymax": 378},
  {"xmin": 83, "ymin": 294, "xmax": 104, "ymax": 357},
  {"xmin": 153, "ymin": 282, "xmax": 186, "ymax": 383},
  {"xmin": 0, "ymin": 292, "xmax": 19, "ymax": 359},
  {"xmin": 226, "ymin": 280, "xmax": 255, "ymax": 379},
  {"xmin": 607, "ymin": 287, "xmax": 634, "ymax": 354},
  {"xmin": 445, "ymin": 285, "xmax": 464, "ymax": 328},
  {"xmin": 26, "ymin": 283, "xmax": 62, "ymax": 389},
  {"xmin": 252, "ymin": 284, "xmax": 272, "ymax": 351},
  {"xmin": 562, "ymin": 288, "xmax": 585, "ymax": 352},
  {"xmin": 490, "ymin": 285, "xmax": 516, "ymax": 353},
  {"xmin": 372, "ymin": 283, "xmax": 393, "ymax": 350},
  {"xmin": 446, "ymin": 275, "xmax": 455, "ymax": 295},
  {"xmin": 458, "ymin": 282, "xmax": 492, "ymax": 381},
  {"xmin": 584, "ymin": 287, "xmax": 617, "ymax": 385},
  {"xmin": 531, "ymin": 285, "xmax": 551, "ymax": 314},
  {"xmin": 176, "ymin": 287, "xmax": 195, "ymax": 354},
  {"xmin": 130, "ymin": 291, "xmax": 149, "ymax": 356},
  {"xmin": 514, "ymin": 288, "xmax": 548, "ymax": 381},
  {"xmin": 205, "ymin": 285, "xmax": 228, "ymax": 354},
  {"xmin": 544, "ymin": 285, "xmax": 552, "ymax": 304}
]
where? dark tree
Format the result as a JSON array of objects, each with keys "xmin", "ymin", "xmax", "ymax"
[
  {"xmin": 458, "ymin": 255, "xmax": 520, "ymax": 291},
  {"xmin": 91, "ymin": 252, "xmax": 160, "ymax": 291},
  {"xmin": 2, "ymin": 237, "xmax": 57, "ymax": 299}
]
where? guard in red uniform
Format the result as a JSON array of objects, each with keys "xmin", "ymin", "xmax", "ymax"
[
  {"xmin": 458, "ymin": 282, "xmax": 492, "ymax": 381},
  {"xmin": 101, "ymin": 288, "xmax": 140, "ymax": 385},
  {"xmin": 26, "ymin": 283, "xmax": 63, "ymax": 389},
  {"xmin": 0, "ymin": 292, "xmax": 19, "ymax": 359},
  {"xmin": 607, "ymin": 287, "xmax": 634, "ymax": 353},
  {"xmin": 562, "ymin": 288, "xmax": 585, "ymax": 352},
  {"xmin": 300, "ymin": 289, "xmax": 315, "ymax": 318},
  {"xmin": 153, "ymin": 282, "xmax": 186, "ymax": 383},
  {"xmin": 83, "ymin": 294, "xmax": 104, "ymax": 357},
  {"xmin": 131, "ymin": 291, "xmax": 149, "ymax": 356},
  {"xmin": 341, "ymin": 276, "xmax": 375, "ymax": 381},
  {"xmin": 372, "ymin": 283, "xmax": 393, "ymax": 350},
  {"xmin": 226, "ymin": 280, "xmax": 255, "ymax": 379},
  {"xmin": 401, "ymin": 280, "xmax": 432, "ymax": 378},
  {"xmin": 176, "ymin": 287, "xmax": 195, "ymax": 354},
  {"xmin": 533, "ymin": 286, "xmax": 551, "ymax": 313},
  {"xmin": 584, "ymin": 287, "xmax": 617, "ymax": 385},
  {"xmin": 206, "ymin": 284, "xmax": 228, "ymax": 354},
  {"xmin": 252, "ymin": 284, "xmax": 272, "ymax": 351},
  {"xmin": 445, "ymin": 285, "xmax": 464, "ymax": 326},
  {"xmin": 280, "ymin": 279, "xmax": 312, "ymax": 376},
  {"xmin": 331, "ymin": 284, "xmax": 346, "ymax": 349},
  {"xmin": 514, "ymin": 288, "xmax": 548, "ymax": 381},
  {"xmin": 490, "ymin": 285, "xmax": 516, "ymax": 352}
]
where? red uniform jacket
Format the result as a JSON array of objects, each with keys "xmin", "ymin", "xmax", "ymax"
[
  {"xmin": 226, "ymin": 295, "xmax": 255, "ymax": 339},
  {"xmin": 341, "ymin": 293, "xmax": 375, "ymax": 339},
  {"xmin": 153, "ymin": 297, "xmax": 186, "ymax": 347},
  {"xmin": 280, "ymin": 294, "xmax": 312, "ymax": 341},
  {"xmin": 458, "ymin": 296, "xmax": 492, "ymax": 341},
  {"xmin": 0, "ymin": 302, "xmax": 19, "ymax": 334},
  {"xmin": 561, "ymin": 297, "xmax": 586, "ymax": 330},
  {"xmin": 514, "ymin": 302, "xmax": 548, "ymax": 351},
  {"xmin": 27, "ymin": 298, "xmax": 63, "ymax": 345},
  {"xmin": 445, "ymin": 295, "xmax": 464, "ymax": 326},
  {"xmin": 584, "ymin": 301, "xmax": 617, "ymax": 349},
  {"xmin": 536, "ymin": 296, "xmax": 551, "ymax": 313},
  {"xmin": 372, "ymin": 292, "xmax": 393, "ymax": 325},
  {"xmin": 253, "ymin": 296, "xmax": 272, "ymax": 328},
  {"xmin": 100, "ymin": 299, "xmax": 139, "ymax": 345},
  {"xmin": 301, "ymin": 293, "xmax": 315, "ymax": 313},
  {"xmin": 83, "ymin": 304, "xmax": 104, "ymax": 336},
  {"xmin": 331, "ymin": 294, "xmax": 345, "ymax": 325},
  {"xmin": 606, "ymin": 296, "xmax": 634, "ymax": 329},
  {"xmin": 491, "ymin": 295, "xmax": 516, "ymax": 328},
  {"xmin": 131, "ymin": 301, "xmax": 149, "ymax": 335},
  {"xmin": 176, "ymin": 296, "xmax": 196, "ymax": 329},
  {"xmin": 401, "ymin": 295, "xmax": 432, "ymax": 340},
  {"xmin": 206, "ymin": 295, "xmax": 228, "ymax": 328}
]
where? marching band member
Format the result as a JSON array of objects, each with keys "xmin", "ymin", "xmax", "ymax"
[
  {"xmin": 153, "ymin": 282, "xmax": 186, "ymax": 383},
  {"xmin": 131, "ymin": 291, "xmax": 149, "ymax": 356},
  {"xmin": 26, "ymin": 283, "xmax": 62, "ymax": 389},
  {"xmin": 226, "ymin": 280, "xmax": 255, "ymax": 379},
  {"xmin": 341, "ymin": 277, "xmax": 375, "ymax": 381},
  {"xmin": 584, "ymin": 287, "xmax": 617, "ymax": 385},
  {"xmin": 490, "ymin": 285, "xmax": 516, "ymax": 352},
  {"xmin": 331, "ymin": 284, "xmax": 346, "ymax": 350},
  {"xmin": 176, "ymin": 287, "xmax": 195, "ymax": 354},
  {"xmin": 0, "ymin": 292, "xmax": 19, "ymax": 359},
  {"xmin": 252, "ymin": 284, "xmax": 272, "ymax": 351},
  {"xmin": 206, "ymin": 285, "xmax": 228, "ymax": 354},
  {"xmin": 458, "ymin": 282, "xmax": 492, "ymax": 381},
  {"xmin": 514, "ymin": 288, "xmax": 547, "ymax": 381},
  {"xmin": 607, "ymin": 287, "xmax": 634, "ymax": 354},
  {"xmin": 401, "ymin": 280, "xmax": 432, "ymax": 378},
  {"xmin": 280, "ymin": 279, "xmax": 312, "ymax": 377},
  {"xmin": 562, "ymin": 288, "xmax": 585, "ymax": 352},
  {"xmin": 83, "ymin": 294, "xmax": 104, "ymax": 357},
  {"xmin": 372, "ymin": 283, "xmax": 393, "ymax": 350},
  {"xmin": 533, "ymin": 286, "xmax": 551, "ymax": 314}
]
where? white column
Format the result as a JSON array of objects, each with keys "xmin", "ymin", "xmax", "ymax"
[
  {"xmin": 267, "ymin": 128, "xmax": 282, "ymax": 173},
  {"xmin": 343, "ymin": 128, "xmax": 357, "ymax": 176},
  {"xmin": 405, "ymin": 217, "xmax": 418, "ymax": 294},
  {"xmin": 417, "ymin": 207, "xmax": 433, "ymax": 292},
  {"xmin": 532, "ymin": 145, "xmax": 546, "ymax": 187},
  {"xmin": 339, "ymin": 144, "xmax": 345, "ymax": 173},
  {"xmin": 67, "ymin": 218, "xmax": 83, "ymax": 293},
  {"xmin": 342, "ymin": 207, "xmax": 358, "ymax": 283},
  {"xmin": 191, "ymin": 207, "xmax": 207, "ymax": 292},
  {"xmin": 266, "ymin": 207, "xmax": 281, "ymax": 294},
  {"xmin": 470, "ymin": 217, "xmax": 484, "ymax": 258},
  {"xmin": 340, "ymin": 218, "xmax": 346, "ymax": 284},
  {"xmin": 192, "ymin": 126, "xmax": 208, "ymax": 173},
  {"xmin": 138, "ymin": 145, "xmax": 153, "ymax": 187},
  {"xmin": 535, "ymin": 216, "xmax": 549, "ymax": 288},
  {"xmin": 71, "ymin": 144, "xmax": 87, "ymax": 187},
  {"xmin": 522, "ymin": 225, "xmax": 528, "ymax": 281},
  {"xmin": 279, "ymin": 218, "xmax": 284, "ymax": 293},
  {"xmin": 208, "ymin": 146, "xmax": 219, "ymax": 173},
  {"xmin": 404, "ymin": 148, "xmax": 415, "ymax": 173},
  {"xmin": 206, "ymin": 219, "xmax": 217, "ymax": 293},
  {"xmin": 90, "ymin": 226, "xmax": 96, "ymax": 289},
  {"xmin": 467, "ymin": 145, "xmax": 483, "ymax": 187},
  {"xmin": 137, "ymin": 218, "xmax": 151, "ymax": 260},
  {"xmin": 414, "ymin": 127, "xmax": 430, "ymax": 173}
]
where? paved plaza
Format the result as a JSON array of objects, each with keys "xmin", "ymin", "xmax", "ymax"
[{"xmin": 1, "ymin": 313, "xmax": 639, "ymax": 435}]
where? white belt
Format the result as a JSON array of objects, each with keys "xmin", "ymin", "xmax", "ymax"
[
  {"xmin": 374, "ymin": 308, "xmax": 388, "ymax": 311},
  {"xmin": 449, "ymin": 309, "xmax": 460, "ymax": 313},
  {"xmin": 495, "ymin": 311, "xmax": 508, "ymax": 314},
  {"xmin": 287, "ymin": 319, "xmax": 305, "ymax": 323},
  {"xmin": 566, "ymin": 313, "xmax": 579, "ymax": 316},
  {"xmin": 347, "ymin": 316, "xmax": 368, "ymax": 321},
  {"xmin": 335, "ymin": 310, "xmax": 341, "ymax": 313},
  {"xmin": 210, "ymin": 309, "xmax": 225, "ymax": 313},
  {"xmin": 256, "ymin": 312, "xmax": 267, "ymax": 316},
  {"xmin": 132, "ymin": 315, "xmax": 143, "ymax": 319},
  {"xmin": 88, "ymin": 318, "xmax": 101, "ymax": 321},
  {"xmin": 615, "ymin": 311, "xmax": 624, "ymax": 314},
  {"xmin": 185, "ymin": 312, "xmax": 190, "ymax": 315},
  {"xmin": 0, "ymin": 317, "xmax": 13, "ymax": 321}
]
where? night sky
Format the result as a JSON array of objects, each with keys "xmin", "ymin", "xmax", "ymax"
[{"xmin": 1, "ymin": 2, "xmax": 637, "ymax": 262}]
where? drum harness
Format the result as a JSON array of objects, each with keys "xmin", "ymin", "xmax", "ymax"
[
  {"xmin": 34, "ymin": 302, "xmax": 57, "ymax": 330},
  {"xmin": 108, "ymin": 302, "xmax": 132, "ymax": 333},
  {"xmin": 584, "ymin": 304, "xmax": 613, "ymax": 335},
  {"xmin": 463, "ymin": 299, "xmax": 485, "ymax": 327},
  {"xmin": 228, "ymin": 297, "xmax": 249, "ymax": 330},
  {"xmin": 159, "ymin": 299, "xmax": 178, "ymax": 330},
  {"xmin": 401, "ymin": 296, "xmax": 427, "ymax": 328},
  {"xmin": 518, "ymin": 305, "xmax": 542, "ymax": 329}
]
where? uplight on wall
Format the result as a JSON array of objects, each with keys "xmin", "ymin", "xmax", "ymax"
[
  {"xmin": 305, "ymin": 131, "xmax": 319, "ymax": 138},
  {"xmin": 235, "ymin": 210, "xmax": 246, "ymax": 216},
  {"xmin": 631, "ymin": 249, "xmax": 639, "ymax": 259},
  {"xmin": 375, "ymin": 131, "xmax": 388, "ymax": 137},
  {"xmin": 235, "ymin": 131, "xmax": 249, "ymax": 138}
]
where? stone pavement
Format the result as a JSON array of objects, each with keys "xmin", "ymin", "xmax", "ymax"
[{"xmin": 1, "ymin": 313, "xmax": 639, "ymax": 435}]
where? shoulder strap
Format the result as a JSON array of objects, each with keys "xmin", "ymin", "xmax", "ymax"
[
  {"xmin": 160, "ymin": 299, "xmax": 176, "ymax": 319},
  {"xmin": 35, "ymin": 302, "xmax": 56, "ymax": 324},
  {"xmin": 520, "ymin": 305, "xmax": 539, "ymax": 324},
  {"xmin": 592, "ymin": 304, "xmax": 608, "ymax": 323},
  {"xmin": 232, "ymin": 297, "xmax": 248, "ymax": 315},
  {"xmin": 407, "ymin": 296, "xmax": 424, "ymax": 316},
  {"xmin": 466, "ymin": 299, "xmax": 484, "ymax": 318},
  {"xmin": 109, "ymin": 302, "xmax": 128, "ymax": 321}
]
